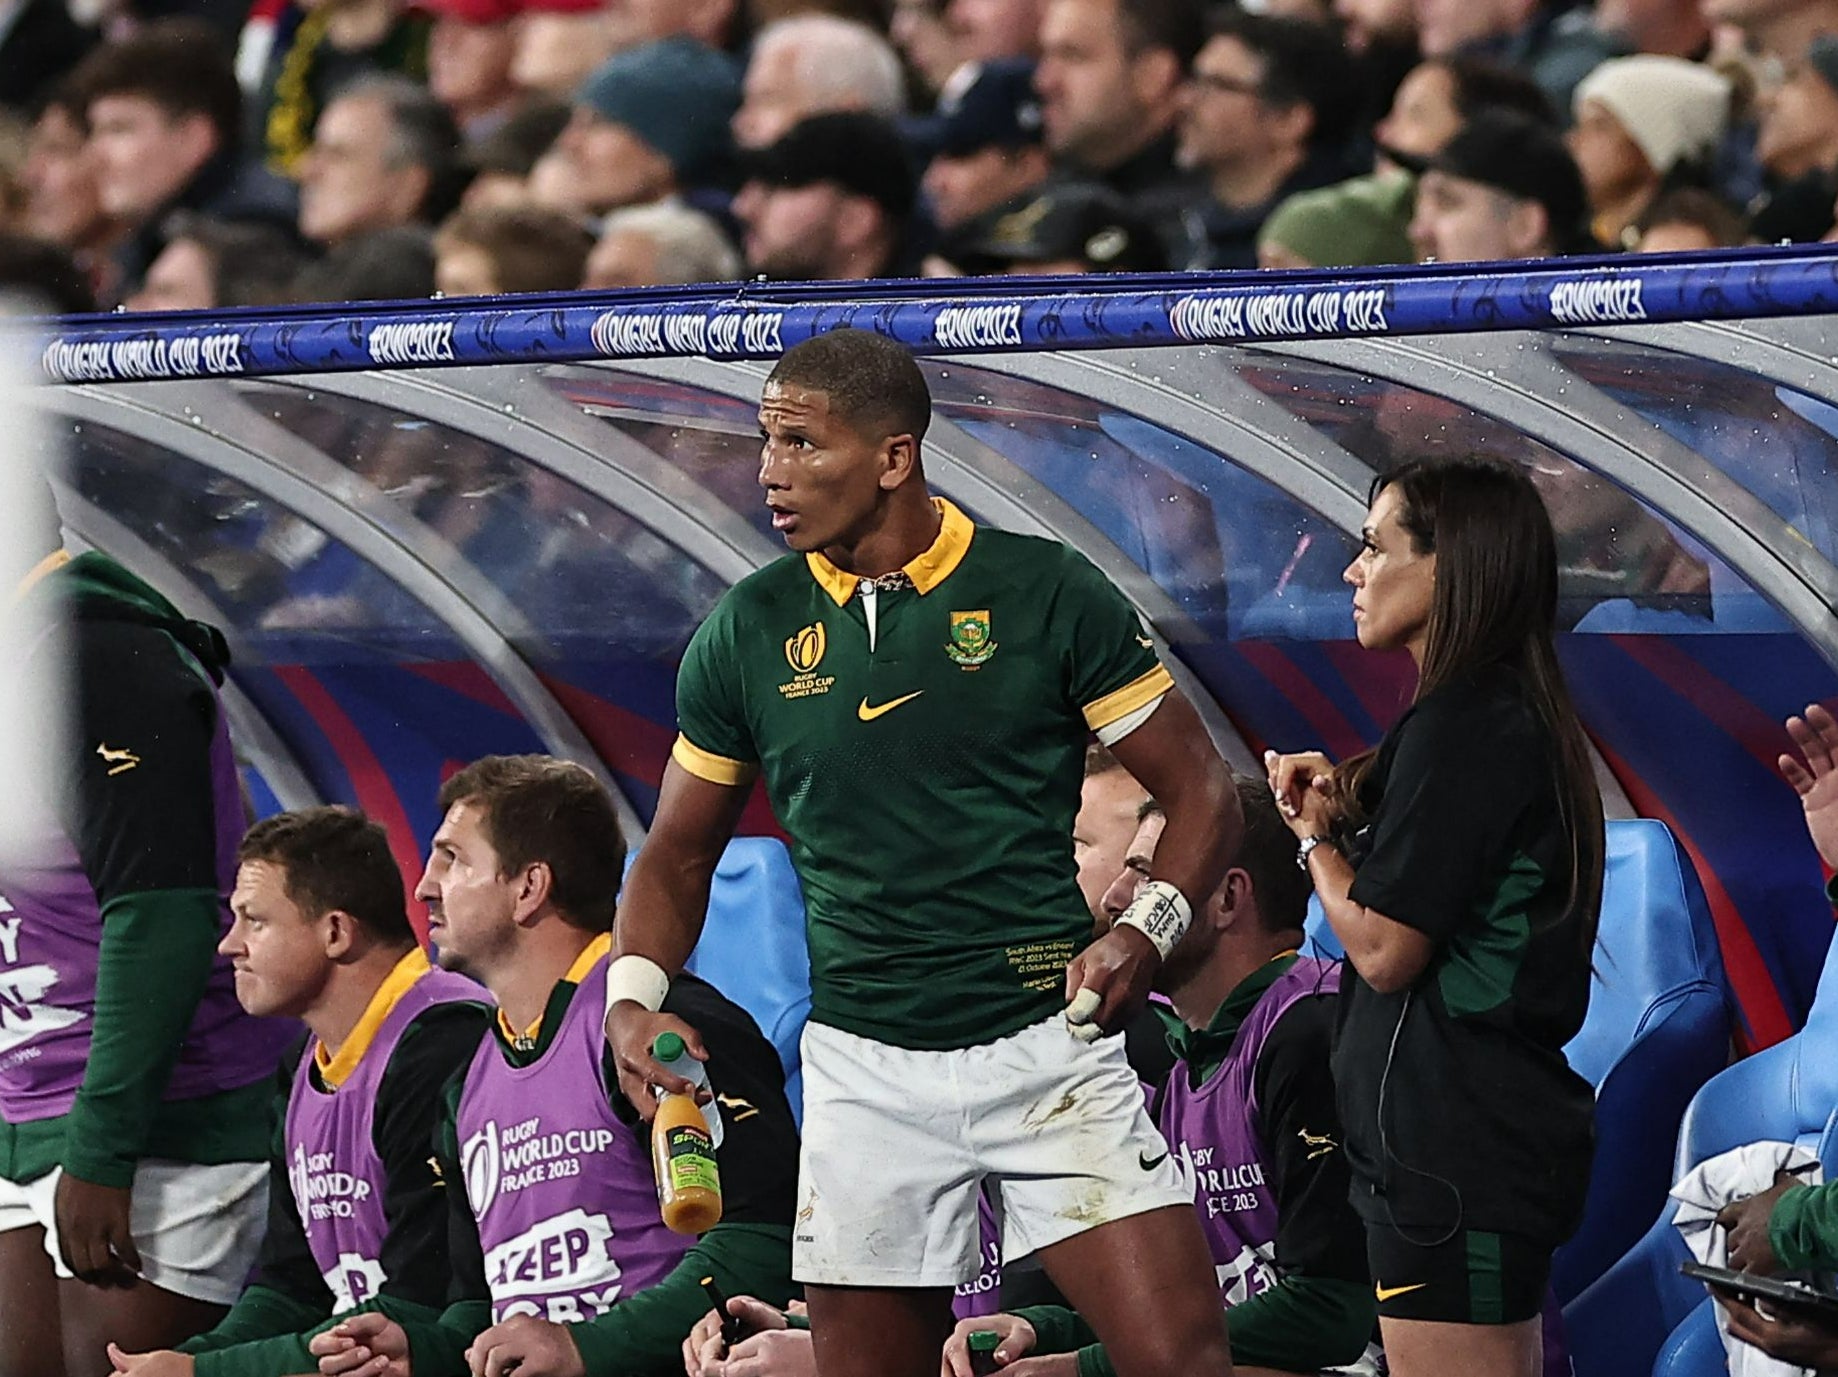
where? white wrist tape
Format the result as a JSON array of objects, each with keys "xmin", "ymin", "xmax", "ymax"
[
  {"xmin": 1117, "ymin": 880, "xmax": 1193, "ymax": 960},
  {"xmin": 606, "ymin": 954, "xmax": 670, "ymax": 1013}
]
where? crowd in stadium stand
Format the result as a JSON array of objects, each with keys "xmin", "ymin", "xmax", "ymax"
[{"xmin": 0, "ymin": 0, "xmax": 1833, "ymax": 309}]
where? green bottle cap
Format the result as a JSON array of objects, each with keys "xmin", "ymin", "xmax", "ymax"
[
  {"xmin": 653, "ymin": 1032, "xmax": 686, "ymax": 1062},
  {"xmin": 968, "ymin": 1331, "xmax": 1001, "ymax": 1354}
]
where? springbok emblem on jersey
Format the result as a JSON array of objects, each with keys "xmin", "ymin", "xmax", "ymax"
[{"xmin": 946, "ymin": 611, "xmax": 996, "ymax": 667}]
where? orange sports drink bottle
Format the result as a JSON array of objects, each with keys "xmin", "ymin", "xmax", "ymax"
[{"xmin": 652, "ymin": 1032, "xmax": 723, "ymax": 1234}]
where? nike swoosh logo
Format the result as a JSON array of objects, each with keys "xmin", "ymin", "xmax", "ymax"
[
  {"xmin": 1375, "ymin": 1283, "xmax": 1428, "ymax": 1302},
  {"xmin": 857, "ymin": 691, "xmax": 923, "ymax": 721},
  {"xmin": 1138, "ymin": 1151, "xmax": 1168, "ymax": 1171}
]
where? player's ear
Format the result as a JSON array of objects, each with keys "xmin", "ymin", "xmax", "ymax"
[
  {"xmin": 878, "ymin": 433, "xmax": 919, "ymax": 490},
  {"xmin": 512, "ymin": 860, "xmax": 555, "ymax": 925},
  {"xmin": 324, "ymin": 908, "xmax": 361, "ymax": 960}
]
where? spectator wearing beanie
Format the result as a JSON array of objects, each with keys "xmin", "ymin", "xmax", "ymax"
[
  {"xmin": 530, "ymin": 36, "xmax": 740, "ymax": 219},
  {"xmin": 1410, "ymin": 106, "xmax": 1591, "ymax": 260},
  {"xmin": 1568, "ymin": 55, "xmax": 1729, "ymax": 248},
  {"xmin": 1750, "ymin": 33, "xmax": 1838, "ymax": 241},
  {"xmin": 1257, "ymin": 173, "xmax": 1416, "ymax": 267}
]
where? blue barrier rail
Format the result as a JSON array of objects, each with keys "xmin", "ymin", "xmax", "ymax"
[{"xmin": 29, "ymin": 242, "xmax": 1838, "ymax": 386}]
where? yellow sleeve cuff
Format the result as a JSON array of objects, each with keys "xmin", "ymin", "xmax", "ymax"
[
  {"xmin": 1082, "ymin": 664, "xmax": 1175, "ymax": 733},
  {"xmin": 671, "ymin": 734, "xmax": 758, "ymax": 787}
]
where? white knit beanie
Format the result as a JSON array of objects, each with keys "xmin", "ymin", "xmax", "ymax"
[{"xmin": 1574, "ymin": 55, "xmax": 1732, "ymax": 176}]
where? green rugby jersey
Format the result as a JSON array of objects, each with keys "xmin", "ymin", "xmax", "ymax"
[{"xmin": 673, "ymin": 498, "xmax": 1171, "ymax": 1050}]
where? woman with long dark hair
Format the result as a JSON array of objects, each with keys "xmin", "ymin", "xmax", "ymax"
[{"xmin": 1266, "ymin": 455, "xmax": 1605, "ymax": 1377}]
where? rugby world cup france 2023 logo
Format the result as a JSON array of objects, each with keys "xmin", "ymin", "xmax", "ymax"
[
  {"xmin": 786, "ymin": 623, "xmax": 826, "ymax": 675},
  {"xmin": 464, "ymin": 1121, "xmax": 503, "ymax": 1217}
]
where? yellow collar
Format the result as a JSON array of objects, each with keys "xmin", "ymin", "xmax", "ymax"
[
  {"xmin": 495, "ymin": 931, "xmax": 613, "ymax": 1045},
  {"xmin": 805, "ymin": 498, "xmax": 974, "ymax": 606},
  {"xmin": 12, "ymin": 550, "xmax": 69, "ymax": 603},
  {"xmin": 316, "ymin": 946, "xmax": 428, "ymax": 1089}
]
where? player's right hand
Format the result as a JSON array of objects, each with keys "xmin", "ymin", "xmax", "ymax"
[
  {"xmin": 605, "ymin": 1001, "xmax": 708, "ymax": 1121},
  {"xmin": 55, "ymin": 1171, "xmax": 140, "ymax": 1286},
  {"xmin": 1063, "ymin": 924, "xmax": 1159, "ymax": 1040},
  {"xmin": 941, "ymin": 1313, "xmax": 1039, "ymax": 1377},
  {"xmin": 311, "ymin": 1313, "xmax": 413, "ymax": 1377}
]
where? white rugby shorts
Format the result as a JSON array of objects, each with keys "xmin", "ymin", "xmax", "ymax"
[
  {"xmin": 793, "ymin": 1013, "xmax": 1187, "ymax": 1287},
  {"xmin": 0, "ymin": 1160, "xmax": 268, "ymax": 1304}
]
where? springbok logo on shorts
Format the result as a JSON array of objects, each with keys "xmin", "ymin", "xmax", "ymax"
[{"xmin": 463, "ymin": 1120, "xmax": 503, "ymax": 1217}]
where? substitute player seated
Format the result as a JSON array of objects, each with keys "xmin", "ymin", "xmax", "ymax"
[
  {"xmin": 312, "ymin": 756, "xmax": 800, "ymax": 1377},
  {"xmin": 942, "ymin": 779, "xmax": 1375, "ymax": 1376},
  {"xmin": 111, "ymin": 808, "xmax": 490, "ymax": 1377}
]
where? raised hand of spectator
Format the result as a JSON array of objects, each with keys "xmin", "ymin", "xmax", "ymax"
[
  {"xmin": 1711, "ymin": 1287, "xmax": 1838, "ymax": 1367},
  {"xmin": 311, "ymin": 1312, "xmax": 414, "ymax": 1377},
  {"xmin": 1780, "ymin": 703, "xmax": 1838, "ymax": 870},
  {"xmin": 940, "ymin": 1313, "xmax": 1040, "ymax": 1377},
  {"xmin": 683, "ymin": 1295, "xmax": 793, "ymax": 1376}
]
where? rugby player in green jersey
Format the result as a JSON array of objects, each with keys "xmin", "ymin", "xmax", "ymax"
[{"xmin": 605, "ymin": 329, "xmax": 1242, "ymax": 1377}]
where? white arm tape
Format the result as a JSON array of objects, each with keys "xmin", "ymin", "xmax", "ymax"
[
  {"xmin": 1117, "ymin": 880, "xmax": 1193, "ymax": 961},
  {"xmin": 1094, "ymin": 692, "xmax": 1166, "ymax": 747},
  {"xmin": 606, "ymin": 954, "xmax": 670, "ymax": 1014}
]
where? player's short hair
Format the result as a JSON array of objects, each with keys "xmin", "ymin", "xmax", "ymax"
[
  {"xmin": 239, "ymin": 806, "xmax": 413, "ymax": 944},
  {"xmin": 1084, "ymin": 742, "xmax": 1127, "ymax": 780},
  {"xmin": 1232, "ymin": 777, "xmax": 1312, "ymax": 934},
  {"xmin": 438, "ymin": 755, "xmax": 626, "ymax": 933},
  {"xmin": 1143, "ymin": 778, "xmax": 1311, "ymax": 934},
  {"xmin": 766, "ymin": 328, "xmax": 932, "ymax": 448}
]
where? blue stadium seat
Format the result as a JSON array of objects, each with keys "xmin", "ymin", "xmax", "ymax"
[
  {"xmin": 1303, "ymin": 819, "xmax": 1731, "ymax": 1303},
  {"xmin": 681, "ymin": 836, "xmax": 811, "ymax": 1124},
  {"xmin": 1567, "ymin": 915, "xmax": 1838, "ymax": 1377}
]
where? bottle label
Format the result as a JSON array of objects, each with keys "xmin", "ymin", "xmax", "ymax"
[{"xmin": 663, "ymin": 1124, "xmax": 720, "ymax": 1196}]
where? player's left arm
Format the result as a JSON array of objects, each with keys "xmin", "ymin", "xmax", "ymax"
[
  {"xmin": 1058, "ymin": 551, "xmax": 1238, "ymax": 1034},
  {"xmin": 59, "ymin": 620, "xmax": 231, "ymax": 1280}
]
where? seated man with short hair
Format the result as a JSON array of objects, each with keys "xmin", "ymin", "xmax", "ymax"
[
  {"xmin": 940, "ymin": 778, "xmax": 1375, "ymax": 1377},
  {"xmin": 313, "ymin": 756, "xmax": 800, "ymax": 1377}
]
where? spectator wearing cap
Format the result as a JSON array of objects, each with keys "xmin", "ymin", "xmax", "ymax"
[
  {"xmin": 731, "ymin": 15, "xmax": 905, "ymax": 150},
  {"xmin": 1035, "ymin": 0, "xmax": 1203, "ymax": 216},
  {"xmin": 1631, "ymin": 184, "xmax": 1748, "ymax": 249},
  {"xmin": 733, "ymin": 110, "xmax": 917, "ymax": 279},
  {"xmin": 1173, "ymin": 10, "xmax": 1363, "ymax": 269},
  {"xmin": 422, "ymin": 0, "xmax": 524, "ymax": 140},
  {"xmin": 124, "ymin": 211, "xmax": 305, "ymax": 309},
  {"xmin": 433, "ymin": 202, "xmax": 591, "ymax": 292},
  {"xmin": 1411, "ymin": 0, "xmax": 1619, "ymax": 119},
  {"xmin": 1372, "ymin": 55, "xmax": 1552, "ymax": 174},
  {"xmin": 298, "ymin": 74, "xmax": 462, "ymax": 248},
  {"xmin": 1750, "ymin": 35, "xmax": 1838, "ymax": 240},
  {"xmin": 1567, "ymin": 55, "xmax": 1729, "ymax": 248},
  {"xmin": 941, "ymin": 179, "xmax": 1165, "ymax": 271},
  {"xmin": 1409, "ymin": 106, "xmax": 1591, "ymax": 260},
  {"xmin": 919, "ymin": 59, "xmax": 1052, "ymax": 229},
  {"xmin": 1257, "ymin": 173, "xmax": 1416, "ymax": 266},
  {"xmin": 75, "ymin": 19, "xmax": 298, "ymax": 299},
  {"xmin": 528, "ymin": 37, "xmax": 739, "ymax": 218},
  {"xmin": 457, "ymin": 98, "xmax": 569, "ymax": 208},
  {"xmin": 583, "ymin": 200, "xmax": 741, "ymax": 285}
]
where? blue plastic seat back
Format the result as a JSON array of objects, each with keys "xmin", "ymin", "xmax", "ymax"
[
  {"xmin": 682, "ymin": 836, "xmax": 812, "ymax": 1124},
  {"xmin": 1566, "ymin": 917, "xmax": 1838, "ymax": 1377}
]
